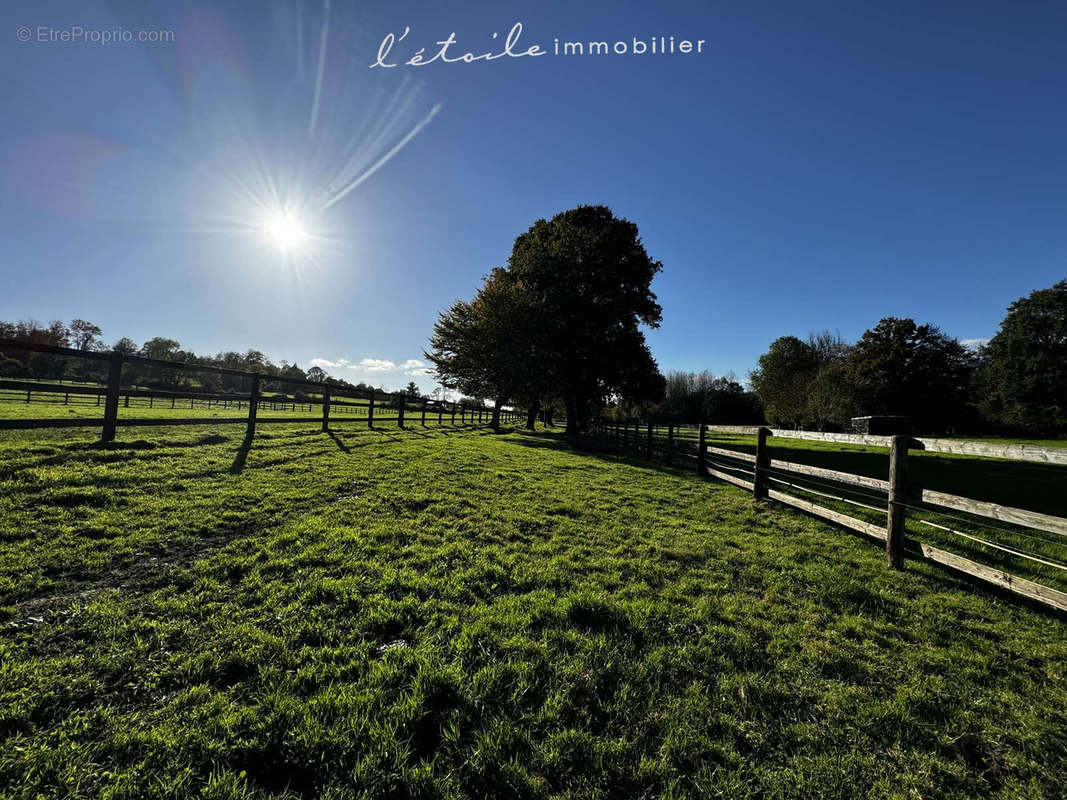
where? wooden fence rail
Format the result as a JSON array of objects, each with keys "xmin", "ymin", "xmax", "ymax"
[
  {"xmin": 0, "ymin": 339, "xmax": 522, "ymax": 442},
  {"xmin": 593, "ymin": 419, "xmax": 1067, "ymax": 614},
  {"xmin": 701, "ymin": 425, "xmax": 1067, "ymax": 466}
]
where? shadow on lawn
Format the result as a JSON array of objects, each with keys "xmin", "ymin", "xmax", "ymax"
[
  {"xmin": 508, "ymin": 430, "xmax": 1067, "ymax": 618},
  {"xmin": 325, "ymin": 429, "xmax": 351, "ymax": 454},
  {"xmin": 13, "ymin": 425, "xmax": 502, "ymax": 487},
  {"xmin": 225, "ymin": 423, "xmax": 500, "ymax": 474},
  {"xmin": 509, "ymin": 429, "xmax": 692, "ymax": 472}
]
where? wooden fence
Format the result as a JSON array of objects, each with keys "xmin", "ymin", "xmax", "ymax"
[
  {"xmin": 0, "ymin": 338, "xmax": 520, "ymax": 442},
  {"xmin": 592, "ymin": 419, "xmax": 1067, "ymax": 614}
]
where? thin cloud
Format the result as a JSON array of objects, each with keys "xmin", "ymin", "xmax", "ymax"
[
  {"xmin": 309, "ymin": 357, "xmax": 351, "ymax": 368},
  {"xmin": 355, "ymin": 358, "xmax": 397, "ymax": 372},
  {"xmin": 314, "ymin": 356, "xmax": 433, "ymax": 376}
]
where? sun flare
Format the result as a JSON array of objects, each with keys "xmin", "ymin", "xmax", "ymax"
[{"xmin": 266, "ymin": 213, "xmax": 307, "ymax": 250}]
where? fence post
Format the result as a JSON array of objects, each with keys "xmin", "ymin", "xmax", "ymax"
[
  {"xmin": 451, "ymin": 402, "xmax": 456, "ymax": 425},
  {"xmin": 646, "ymin": 422, "xmax": 653, "ymax": 459},
  {"xmin": 246, "ymin": 375, "xmax": 260, "ymax": 441},
  {"xmin": 438, "ymin": 404, "xmax": 443, "ymax": 426},
  {"xmin": 321, "ymin": 387, "xmax": 331, "ymax": 432},
  {"xmin": 421, "ymin": 400, "xmax": 427, "ymax": 426},
  {"xmin": 101, "ymin": 352, "xmax": 123, "ymax": 444},
  {"xmin": 886, "ymin": 435, "xmax": 909, "ymax": 569},
  {"xmin": 367, "ymin": 391, "xmax": 375, "ymax": 428},
  {"xmin": 697, "ymin": 423, "xmax": 706, "ymax": 475},
  {"xmin": 398, "ymin": 397, "xmax": 405, "ymax": 428},
  {"xmin": 667, "ymin": 424, "xmax": 674, "ymax": 465},
  {"xmin": 754, "ymin": 427, "xmax": 770, "ymax": 499}
]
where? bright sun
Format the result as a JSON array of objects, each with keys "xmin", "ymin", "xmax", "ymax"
[{"xmin": 266, "ymin": 213, "xmax": 307, "ymax": 250}]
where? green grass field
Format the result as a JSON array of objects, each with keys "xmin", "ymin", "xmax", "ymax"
[
  {"xmin": 0, "ymin": 397, "xmax": 390, "ymax": 421},
  {"xmin": 1, "ymin": 423, "xmax": 1065, "ymax": 799},
  {"xmin": 696, "ymin": 433, "xmax": 1067, "ymax": 591}
]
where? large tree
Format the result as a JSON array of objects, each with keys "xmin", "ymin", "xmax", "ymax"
[
  {"xmin": 305, "ymin": 366, "xmax": 328, "ymax": 384},
  {"xmin": 749, "ymin": 336, "xmax": 821, "ymax": 428},
  {"xmin": 112, "ymin": 337, "xmax": 139, "ymax": 357},
  {"xmin": 506, "ymin": 205, "xmax": 664, "ymax": 434},
  {"xmin": 426, "ymin": 268, "xmax": 540, "ymax": 430},
  {"xmin": 428, "ymin": 207, "xmax": 664, "ymax": 434},
  {"xmin": 750, "ymin": 332, "xmax": 855, "ymax": 430},
  {"xmin": 69, "ymin": 319, "xmax": 103, "ymax": 351},
  {"xmin": 845, "ymin": 317, "xmax": 975, "ymax": 433},
  {"xmin": 976, "ymin": 280, "xmax": 1067, "ymax": 434}
]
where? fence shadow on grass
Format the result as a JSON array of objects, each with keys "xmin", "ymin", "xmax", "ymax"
[
  {"xmin": 227, "ymin": 422, "xmax": 500, "ymax": 473},
  {"xmin": 508, "ymin": 429, "xmax": 697, "ymax": 473},
  {"xmin": 325, "ymin": 429, "xmax": 351, "ymax": 454},
  {"xmin": 228, "ymin": 428, "xmax": 256, "ymax": 474}
]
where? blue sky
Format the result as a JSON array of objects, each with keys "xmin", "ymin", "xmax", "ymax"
[{"xmin": 1, "ymin": 0, "xmax": 1065, "ymax": 391}]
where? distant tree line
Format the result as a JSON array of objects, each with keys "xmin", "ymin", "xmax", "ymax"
[
  {"xmin": 6, "ymin": 271, "xmax": 1059, "ymax": 436},
  {"xmin": 0, "ymin": 319, "xmax": 385, "ymax": 398},
  {"xmin": 749, "ymin": 280, "xmax": 1067, "ymax": 436},
  {"xmin": 606, "ymin": 370, "xmax": 764, "ymax": 425}
]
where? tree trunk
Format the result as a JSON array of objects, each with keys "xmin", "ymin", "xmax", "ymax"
[
  {"xmin": 491, "ymin": 397, "xmax": 504, "ymax": 431},
  {"xmin": 525, "ymin": 399, "xmax": 541, "ymax": 430},
  {"xmin": 565, "ymin": 395, "xmax": 579, "ymax": 436}
]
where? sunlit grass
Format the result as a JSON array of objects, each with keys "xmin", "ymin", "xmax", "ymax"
[{"xmin": 1, "ymin": 424, "xmax": 1064, "ymax": 798}]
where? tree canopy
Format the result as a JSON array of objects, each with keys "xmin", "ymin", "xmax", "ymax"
[
  {"xmin": 847, "ymin": 317, "xmax": 975, "ymax": 432},
  {"xmin": 749, "ymin": 336, "xmax": 822, "ymax": 428},
  {"xmin": 977, "ymin": 280, "xmax": 1067, "ymax": 434},
  {"xmin": 750, "ymin": 322, "xmax": 977, "ymax": 433},
  {"xmin": 508, "ymin": 206, "xmax": 664, "ymax": 433},
  {"xmin": 427, "ymin": 206, "xmax": 665, "ymax": 433}
]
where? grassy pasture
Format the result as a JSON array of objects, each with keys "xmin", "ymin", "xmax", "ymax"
[
  {"xmin": 0, "ymin": 395, "xmax": 379, "ymax": 420},
  {"xmin": 701, "ymin": 433, "xmax": 1067, "ymax": 594},
  {"xmin": 1, "ymin": 424, "xmax": 1065, "ymax": 799}
]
